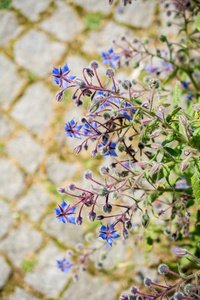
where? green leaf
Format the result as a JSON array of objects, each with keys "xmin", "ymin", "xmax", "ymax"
[
  {"xmin": 172, "ymin": 82, "xmax": 182, "ymax": 108},
  {"xmin": 195, "ymin": 13, "xmax": 200, "ymax": 32},
  {"xmin": 190, "ymin": 127, "xmax": 200, "ymax": 151},
  {"xmin": 191, "ymin": 167, "xmax": 200, "ymax": 206}
]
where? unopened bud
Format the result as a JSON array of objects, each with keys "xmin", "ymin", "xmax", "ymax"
[
  {"xmin": 122, "ymin": 228, "xmax": 129, "ymax": 239},
  {"xmin": 158, "ymin": 263, "xmax": 169, "ymax": 274},
  {"xmin": 86, "ymin": 68, "xmax": 94, "ymax": 77},
  {"xmin": 130, "ymin": 286, "xmax": 139, "ymax": 295},
  {"xmin": 91, "ymin": 149, "xmax": 98, "ymax": 158},
  {"xmin": 96, "ymin": 215, "xmax": 105, "ymax": 220},
  {"xmin": 151, "ymin": 143, "xmax": 160, "ymax": 149},
  {"xmin": 55, "ymin": 90, "xmax": 64, "ymax": 102},
  {"xmin": 180, "ymin": 158, "xmax": 190, "ymax": 172},
  {"xmin": 174, "ymin": 292, "xmax": 184, "ymax": 300},
  {"xmin": 126, "ymin": 221, "xmax": 132, "ymax": 229},
  {"xmin": 144, "ymin": 277, "xmax": 152, "ymax": 287},
  {"xmin": 57, "ymin": 186, "xmax": 67, "ymax": 195},
  {"xmin": 84, "ymin": 169, "xmax": 93, "ymax": 179},
  {"xmin": 75, "ymin": 78, "xmax": 86, "ymax": 89},
  {"xmin": 103, "ymin": 203, "xmax": 112, "ymax": 213},
  {"xmin": 122, "ymin": 80, "xmax": 132, "ymax": 90},
  {"xmin": 68, "ymin": 183, "xmax": 76, "ymax": 191},
  {"xmin": 173, "ymin": 246, "xmax": 188, "ymax": 257},
  {"xmin": 88, "ymin": 211, "xmax": 96, "ymax": 222},
  {"xmin": 118, "ymin": 143, "xmax": 125, "ymax": 152},
  {"xmin": 76, "ymin": 216, "xmax": 83, "ymax": 225},
  {"xmin": 150, "ymin": 130, "xmax": 162, "ymax": 138},
  {"xmin": 184, "ymin": 284, "xmax": 195, "ymax": 296},
  {"xmin": 141, "ymin": 211, "xmax": 150, "ymax": 228},
  {"xmin": 90, "ymin": 61, "xmax": 99, "ymax": 69},
  {"xmin": 149, "ymin": 78, "xmax": 160, "ymax": 89},
  {"xmin": 105, "ymin": 68, "xmax": 115, "ymax": 78},
  {"xmin": 74, "ymin": 144, "xmax": 82, "ymax": 155},
  {"xmin": 179, "ymin": 115, "xmax": 187, "ymax": 126},
  {"xmin": 149, "ymin": 164, "xmax": 160, "ymax": 176}
]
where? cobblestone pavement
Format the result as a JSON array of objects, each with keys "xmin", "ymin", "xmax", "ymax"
[{"xmin": 0, "ymin": 0, "xmax": 166, "ymax": 299}]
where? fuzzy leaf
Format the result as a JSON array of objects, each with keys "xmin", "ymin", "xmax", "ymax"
[{"xmin": 195, "ymin": 13, "xmax": 200, "ymax": 32}]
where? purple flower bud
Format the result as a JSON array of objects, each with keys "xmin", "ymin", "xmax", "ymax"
[
  {"xmin": 120, "ymin": 295, "xmax": 130, "ymax": 300},
  {"xmin": 57, "ymin": 186, "xmax": 67, "ymax": 195},
  {"xmin": 86, "ymin": 68, "xmax": 94, "ymax": 77},
  {"xmin": 90, "ymin": 61, "xmax": 99, "ymax": 69},
  {"xmin": 75, "ymin": 78, "xmax": 86, "ymax": 89},
  {"xmin": 96, "ymin": 215, "xmax": 105, "ymax": 220},
  {"xmin": 74, "ymin": 144, "xmax": 82, "ymax": 155},
  {"xmin": 185, "ymin": 211, "xmax": 191, "ymax": 219},
  {"xmin": 150, "ymin": 130, "xmax": 162, "ymax": 138},
  {"xmin": 180, "ymin": 158, "xmax": 190, "ymax": 172},
  {"xmin": 174, "ymin": 292, "xmax": 184, "ymax": 300},
  {"xmin": 84, "ymin": 169, "xmax": 93, "ymax": 180},
  {"xmin": 68, "ymin": 183, "xmax": 76, "ymax": 191},
  {"xmin": 173, "ymin": 246, "xmax": 188, "ymax": 257},
  {"xmin": 91, "ymin": 149, "xmax": 98, "ymax": 158},
  {"xmin": 158, "ymin": 263, "xmax": 169, "ymax": 275},
  {"xmin": 75, "ymin": 98, "xmax": 83, "ymax": 107},
  {"xmin": 130, "ymin": 286, "xmax": 139, "ymax": 295},
  {"xmin": 88, "ymin": 211, "xmax": 96, "ymax": 222},
  {"xmin": 144, "ymin": 277, "xmax": 152, "ymax": 287},
  {"xmin": 76, "ymin": 216, "xmax": 83, "ymax": 225},
  {"xmin": 141, "ymin": 211, "xmax": 150, "ymax": 228},
  {"xmin": 55, "ymin": 90, "xmax": 64, "ymax": 102}
]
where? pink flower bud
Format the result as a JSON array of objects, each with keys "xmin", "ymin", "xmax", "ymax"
[
  {"xmin": 179, "ymin": 115, "xmax": 187, "ymax": 126},
  {"xmin": 150, "ymin": 130, "xmax": 162, "ymax": 138}
]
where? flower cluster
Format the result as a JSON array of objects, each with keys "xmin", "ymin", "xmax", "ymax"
[{"xmin": 51, "ymin": 0, "xmax": 200, "ymax": 297}]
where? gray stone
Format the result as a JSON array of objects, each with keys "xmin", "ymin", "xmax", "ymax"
[
  {"xmin": 14, "ymin": 30, "xmax": 65, "ymax": 77},
  {"xmin": 42, "ymin": 215, "xmax": 83, "ymax": 247},
  {"xmin": 0, "ymin": 113, "xmax": 13, "ymax": 138},
  {"xmin": 0, "ymin": 11, "xmax": 22, "ymax": 47},
  {"xmin": 72, "ymin": 0, "xmax": 112, "ymax": 13},
  {"xmin": 114, "ymin": 0, "xmax": 156, "ymax": 28},
  {"xmin": 0, "ymin": 159, "xmax": 24, "ymax": 201},
  {"xmin": 12, "ymin": 0, "xmax": 52, "ymax": 21},
  {"xmin": 8, "ymin": 288, "xmax": 39, "ymax": 300},
  {"xmin": 40, "ymin": 1, "xmax": 84, "ymax": 42},
  {"xmin": 11, "ymin": 82, "xmax": 53, "ymax": 134},
  {"xmin": 134, "ymin": 265, "xmax": 158, "ymax": 284},
  {"xmin": 0, "ymin": 201, "xmax": 13, "ymax": 239},
  {"xmin": 0, "ymin": 223, "xmax": 43, "ymax": 267},
  {"xmin": 0, "ymin": 256, "xmax": 11, "ymax": 288},
  {"xmin": 6, "ymin": 133, "xmax": 45, "ymax": 174},
  {"xmin": 17, "ymin": 184, "xmax": 50, "ymax": 222},
  {"xmin": 46, "ymin": 155, "xmax": 77, "ymax": 184},
  {"xmin": 63, "ymin": 272, "xmax": 118, "ymax": 300},
  {"xmin": 82, "ymin": 21, "xmax": 132, "ymax": 54},
  {"xmin": 0, "ymin": 54, "xmax": 25, "ymax": 108},
  {"xmin": 66, "ymin": 55, "xmax": 88, "ymax": 79},
  {"xmin": 25, "ymin": 242, "xmax": 70, "ymax": 298}
]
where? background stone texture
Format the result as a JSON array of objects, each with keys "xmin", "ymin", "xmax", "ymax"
[{"xmin": 0, "ymin": 0, "xmax": 167, "ymax": 299}]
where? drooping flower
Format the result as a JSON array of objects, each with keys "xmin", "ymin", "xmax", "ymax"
[
  {"xmin": 102, "ymin": 48, "xmax": 120, "ymax": 68},
  {"xmin": 98, "ymin": 223, "xmax": 120, "ymax": 246},
  {"xmin": 57, "ymin": 258, "xmax": 73, "ymax": 273},
  {"xmin": 55, "ymin": 200, "xmax": 76, "ymax": 224},
  {"xmin": 65, "ymin": 118, "xmax": 82, "ymax": 139},
  {"xmin": 52, "ymin": 63, "xmax": 76, "ymax": 88}
]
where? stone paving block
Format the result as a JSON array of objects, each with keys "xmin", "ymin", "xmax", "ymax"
[
  {"xmin": 6, "ymin": 132, "xmax": 45, "ymax": 174},
  {"xmin": 0, "ymin": 54, "xmax": 25, "ymax": 108},
  {"xmin": 12, "ymin": 0, "xmax": 52, "ymax": 21},
  {"xmin": 14, "ymin": 30, "xmax": 65, "ymax": 77},
  {"xmin": 8, "ymin": 288, "xmax": 39, "ymax": 300},
  {"xmin": 114, "ymin": 0, "xmax": 156, "ymax": 28},
  {"xmin": 0, "ymin": 223, "xmax": 43, "ymax": 267},
  {"xmin": 0, "ymin": 11, "xmax": 22, "ymax": 47},
  {"xmin": 72, "ymin": 0, "xmax": 112, "ymax": 13},
  {"xmin": 0, "ymin": 256, "xmax": 11, "ymax": 289},
  {"xmin": 25, "ymin": 242, "xmax": 70, "ymax": 298},
  {"xmin": 42, "ymin": 215, "xmax": 83, "ymax": 247},
  {"xmin": 0, "ymin": 159, "xmax": 24, "ymax": 201},
  {"xmin": 82, "ymin": 21, "xmax": 132, "ymax": 54},
  {"xmin": 0, "ymin": 200, "xmax": 13, "ymax": 239},
  {"xmin": 66, "ymin": 55, "xmax": 88, "ymax": 79},
  {"xmin": 17, "ymin": 184, "xmax": 50, "ymax": 222},
  {"xmin": 11, "ymin": 82, "xmax": 53, "ymax": 134},
  {"xmin": 46, "ymin": 155, "xmax": 78, "ymax": 184},
  {"xmin": 0, "ymin": 113, "xmax": 13, "ymax": 138},
  {"xmin": 40, "ymin": 1, "xmax": 84, "ymax": 42},
  {"xmin": 63, "ymin": 272, "xmax": 118, "ymax": 300}
]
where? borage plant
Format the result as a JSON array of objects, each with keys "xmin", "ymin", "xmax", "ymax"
[{"xmin": 52, "ymin": 1, "xmax": 200, "ymax": 299}]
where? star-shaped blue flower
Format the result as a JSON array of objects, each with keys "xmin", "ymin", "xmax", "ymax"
[
  {"xmin": 55, "ymin": 200, "xmax": 76, "ymax": 224},
  {"xmin": 119, "ymin": 102, "xmax": 135, "ymax": 121},
  {"xmin": 57, "ymin": 258, "xmax": 73, "ymax": 273},
  {"xmin": 98, "ymin": 223, "xmax": 120, "ymax": 246},
  {"xmin": 65, "ymin": 118, "xmax": 82, "ymax": 139},
  {"xmin": 98, "ymin": 140, "xmax": 118, "ymax": 157},
  {"xmin": 52, "ymin": 63, "xmax": 76, "ymax": 88},
  {"xmin": 82, "ymin": 122, "xmax": 98, "ymax": 135},
  {"xmin": 102, "ymin": 48, "xmax": 119, "ymax": 68}
]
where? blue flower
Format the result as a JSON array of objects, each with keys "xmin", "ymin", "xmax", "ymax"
[
  {"xmin": 52, "ymin": 63, "xmax": 76, "ymax": 88},
  {"xmin": 144, "ymin": 63, "xmax": 159, "ymax": 75},
  {"xmin": 65, "ymin": 118, "xmax": 82, "ymax": 139},
  {"xmin": 187, "ymin": 94, "xmax": 192, "ymax": 101},
  {"xmin": 102, "ymin": 48, "xmax": 119, "ymax": 68},
  {"xmin": 82, "ymin": 122, "xmax": 98, "ymax": 135},
  {"xmin": 98, "ymin": 223, "xmax": 120, "ymax": 246},
  {"xmin": 120, "ymin": 102, "xmax": 135, "ymax": 121},
  {"xmin": 181, "ymin": 81, "xmax": 189, "ymax": 89},
  {"xmin": 55, "ymin": 200, "xmax": 76, "ymax": 224},
  {"xmin": 98, "ymin": 140, "xmax": 118, "ymax": 157},
  {"xmin": 57, "ymin": 258, "xmax": 73, "ymax": 273},
  {"xmin": 176, "ymin": 177, "xmax": 188, "ymax": 189}
]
